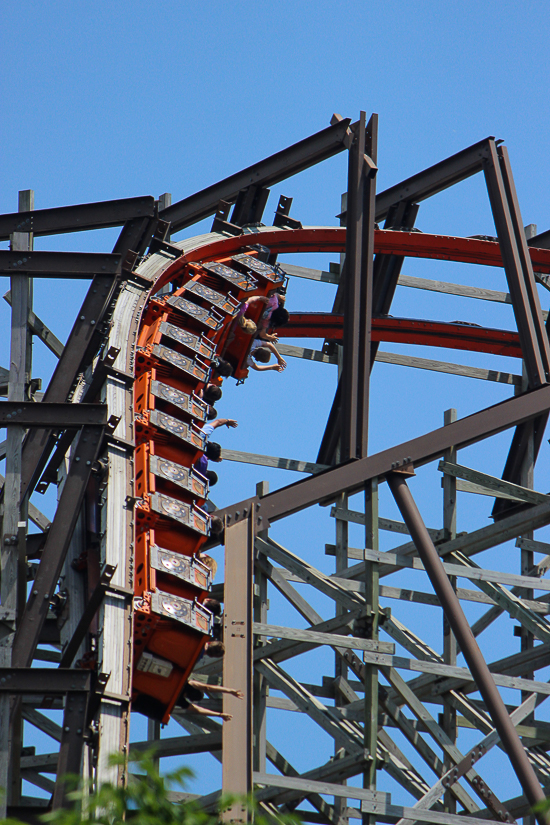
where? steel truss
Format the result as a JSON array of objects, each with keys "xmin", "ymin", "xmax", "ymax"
[{"xmin": 1, "ymin": 113, "xmax": 550, "ymax": 825}]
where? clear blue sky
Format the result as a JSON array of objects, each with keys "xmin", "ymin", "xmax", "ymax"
[{"xmin": 2, "ymin": 0, "xmax": 550, "ymax": 806}]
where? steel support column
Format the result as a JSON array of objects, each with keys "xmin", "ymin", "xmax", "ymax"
[
  {"xmin": 386, "ymin": 469, "xmax": 546, "ymax": 822},
  {"xmin": 442, "ymin": 409, "xmax": 457, "ymax": 815},
  {"xmin": 0, "ymin": 189, "xmax": 34, "ymax": 813},
  {"xmin": 341, "ymin": 112, "xmax": 377, "ymax": 461},
  {"xmin": 363, "ymin": 478, "xmax": 379, "ymax": 825},
  {"xmin": 222, "ymin": 511, "xmax": 254, "ymax": 822}
]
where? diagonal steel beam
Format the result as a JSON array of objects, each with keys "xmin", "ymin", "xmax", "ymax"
[
  {"xmin": 160, "ymin": 119, "xmax": 352, "ymax": 233},
  {"xmin": 220, "ymin": 381, "xmax": 550, "ymax": 527},
  {"xmin": 387, "ymin": 468, "xmax": 546, "ymax": 821},
  {"xmin": 0, "ymin": 196, "xmax": 155, "ymax": 242},
  {"xmin": 375, "ymin": 138, "xmax": 495, "ymax": 222},
  {"xmin": 484, "ymin": 143, "xmax": 550, "ymax": 388}
]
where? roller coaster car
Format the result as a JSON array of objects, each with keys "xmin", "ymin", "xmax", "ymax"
[
  {"xmin": 131, "ymin": 243, "xmax": 288, "ymax": 723},
  {"xmin": 135, "ymin": 490, "xmax": 210, "ymax": 544},
  {"xmin": 134, "ymin": 370, "xmax": 208, "ymax": 423},
  {"xmin": 138, "ymin": 316, "xmax": 217, "ymax": 362},
  {"xmin": 134, "ymin": 442, "xmax": 208, "ymax": 505},
  {"xmin": 134, "ymin": 342, "xmax": 211, "ymax": 385},
  {"xmin": 229, "ymin": 252, "xmax": 285, "ymax": 286},
  {"xmin": 135, "ymin": 409, "xmax": 205, "ymax": 457},
  {"xmin": 133, "ymin": 591, "xmax": 213, "ymax": 723},
  {"xmin": 135, "ymin": 529, "xmax": 211, "ymax": 600}
]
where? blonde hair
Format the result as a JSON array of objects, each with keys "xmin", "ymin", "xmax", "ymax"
[
  {"xmin": 199, "ymin": 553, "xmax": 218, "ymax": 578},
  {"xmin": 238, "ymin": 316, "xmax": 257, "ymax": 335}
]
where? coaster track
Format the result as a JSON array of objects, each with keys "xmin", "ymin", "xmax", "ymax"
[{"xmin": 110, "ymin": 226, "xmax": 549, "ymax": 726}]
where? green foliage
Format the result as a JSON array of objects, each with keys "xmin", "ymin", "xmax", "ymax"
[{"xmin": 1, "ymin": 750, "xmax": 301, "ymax": 825}]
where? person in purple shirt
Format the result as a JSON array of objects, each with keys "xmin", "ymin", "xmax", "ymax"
[{"xmin": 194, "ymin": 418, "xmax": 237, "ymax": 486}]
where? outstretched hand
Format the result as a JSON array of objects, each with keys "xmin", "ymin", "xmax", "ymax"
[
  {"xmin": 221, "ymin": 712, "xmax": 233, "ymax": 721},
  {"xmin": 231, "ymin": 689, "xmax": 244, "ymax": 699},
  {"xmin": 226, "ymin": 419, "xmax": 238, "ymax": 428}
]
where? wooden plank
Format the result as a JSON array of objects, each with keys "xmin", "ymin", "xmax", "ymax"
[
  {"xmin": 453, "ymin": 477, "xmax": 524, "ymax": 500},
  {"xmin": 276, "ymin": 343, "xmax": 338, "ymax": 365},
  {"xmin": 331, "ymin": 507, "xmax": 444, "ymax": 540},
  {"xmin": 439, "ymin": 460, "xmax": 550, "ymax": 506},
  {"xmin": 397, "ymin": 272, "xmax": 514, "ymax": 306},
  {"xmin": 337, "ymin": 547, "xmax": 550, "ymax": 592},
  {"xmin": 278, "ymin": 339, "xmax": 522, "ymax": 386},
  {"xmin": 375, "ymin": 350, "xmax": 521, "ymax": 386},
  {"xmin": 282, "ymin": 561, "xmax": 550, "ymax": 614},
  {"xmin": 253, "ymin": 772, "xmax": 387, "ymax": 803},
  {"xmin": 222, "ymin": 514, "xmax": 253, "ymax": 821},
  {"xmin": 21, "ymin": 708, "xmax": 62, "ymax": 743},
  {"xmin": 221, "ymin": 448, "xmax": 328, "ymax": 474},
  {"xmin": 359, "ymin": 650, "xmax": 550, "ymax": 696},
  {"xmin": 252, "ymin": 622, "xmax": 394, "ymax": 653},
  {"xmin": 358, "ymin": 800, "xmax": 512, "ymax": 825},
  {"xmin": 282, "ymin": 263, "xmax": 339, "ymax": 284}
]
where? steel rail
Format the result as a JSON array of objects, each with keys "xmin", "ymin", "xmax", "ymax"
[
  {"xmin": 152, "ymin": 229, "xmax": 550, "ymax": 296},
  {"xmin": 280, "ymin": 314, "xmax": 525, "ymax": 358}
]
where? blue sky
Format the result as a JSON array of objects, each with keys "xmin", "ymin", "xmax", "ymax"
[{"xmin": 3, "ymin": 0, "xmax": 550, "ymax": 807}]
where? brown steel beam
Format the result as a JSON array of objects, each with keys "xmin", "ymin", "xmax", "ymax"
[
  {"xmin": 0, "ymin": 402, "xmax": 106, "ymax": 427},
  {"xmin": 12, "ymin": 426, "xmax": 104, "ymax": 668},
  {"xmin": 319, "ymin": 139, "xmax": 493, "ymax": 465},
  {"xmin": 341, "ymin": 113, "xmax": 377, "ymax": 461},
  {"xmin": 160, "ymin": 119, "xmax": 352, "ymax": 233},
  {"xmin": 0, "ymin": 196, "xmax": 155, "ymax": 242},
  {"xmin": 484, "ymin": 143, "xmax": 550, "ymax": 388},
  {"xmin": 375, "ymin": 137, "xmax": 495, "ymax": 222},
  {"xmin": 52, "ymin": 690, "xmax": 90, "ymax": 809},
  {"xmin": 341, "ymin": 112, "xmax": 366, "ymax": 460},
  {"xmin": 386, "ymin": 468, "xmax": 546, "ymax": 822},
  {"xmin": 219, "ymin": 381, "xmax": 550, "ymax": 527},
  {"xmin": 0, "ymin": 250, "xmax": 125, "ymax": 279},
  {"xmin": 222, "ymin": 512, "xmax": 254, "ymax": 822},
  {"xmin": 0, "ymin": 668, "xmax": 90, "ymax": 693}
]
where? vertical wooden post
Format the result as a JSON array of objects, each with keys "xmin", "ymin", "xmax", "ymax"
[
  {"xmin": 442, "ymin": 408, "xmax": 457, "ymax": 814},
  {"xmin": 253, "ymin": 482, "xmax": 268, "ymax": 774},
  {"xmin": 518, "ymin": 363, "xmax": 535, "ymax": 825},
  {"xmin": 147, "ymin": 720, "xmax": 161, "ymax": 772},
  {"xmin": 222, "ymin": 511, "xmax": 254, "ymax": 822},
  {"xmin": 0, "ymin": 190, "xmax": 34, "ymax": 812},
  {"xmin": 363, "ymin": 478, "xmax": 379, "ymax": 825}
]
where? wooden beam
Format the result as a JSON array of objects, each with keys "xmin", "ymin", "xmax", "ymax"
[
  {"xmin": 222, "ymin": 514, "xmax": 254, "ymax": 821},
  {"xmin": 4, "ymin": 290, "xmax": 64, "ymax": 358},
  {"xmin": 278, "ymin": 341, "xmax": 522, "ymax": 385},
  {"xmin": 440, "ymin": 460, "xmax": 550, "ymax": 506},
  {"xmin": 220, "ymin": 448, "xmax": 328, "ymax": 474},
  {"xmin": 252, "ymin": 622, "xmax": 394, "ymax": 653}
]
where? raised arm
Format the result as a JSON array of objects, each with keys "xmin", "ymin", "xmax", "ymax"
[
  {"xmin": 244, "ymin": 295, "xmax": 270, "ymax": 307},
  {"xmin": 189, "ymin": 679, "xmax": 244, "ymax": 699},
  {"xmin": 250, "ymin": 362, "xmax": 285, "ymax": 373},
  {"xmin": 263, "ymin": 342, "xmax": 287, "ymax": 367},
  {"xmin": 209, "ymin": 418, "xmax": 238, "ymax": 429},
  {"xmin": 186, "ymin": 702, "xmax": 232, "ymax": 721}
]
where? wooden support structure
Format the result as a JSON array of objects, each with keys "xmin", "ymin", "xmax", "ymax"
[
  {"xmin": 3, "ymin": 117, "xmax": 550, "ymax": 825},
  {"xmin": 222, "ymin": 513, "xmax": 254, "ymax": 822}
]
